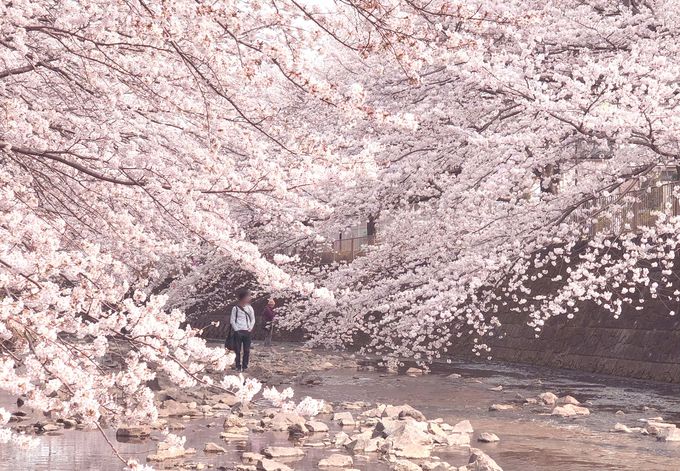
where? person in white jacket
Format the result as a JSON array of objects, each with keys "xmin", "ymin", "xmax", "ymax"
[{"xmin": 231, "ymin": 289, "xmax": 255, "ymax": 371}]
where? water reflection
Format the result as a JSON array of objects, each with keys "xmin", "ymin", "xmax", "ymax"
[{"xmin": 1, "ymin": 355, "xmax": 680, "ymax": 470}]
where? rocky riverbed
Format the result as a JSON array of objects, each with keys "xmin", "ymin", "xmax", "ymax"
[{"xmin": 2, "ymin": 342, "xmax": 680, "ymax": 470}]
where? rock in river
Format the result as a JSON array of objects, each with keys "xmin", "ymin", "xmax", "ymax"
[
  {"xmin": 318, "ymin": 454, "xmax": 354, "ymax": 467},
  {"xmin": 551, "ymin": 404, "xmax": 590, "ymax": 417},
  {"xmin": 464, "ymin": 448, "xmax": 503, "ymax": 471},
  {"xmin": 477, "ymin": 432, "xmax": 500, "ymax": 443},
  {"xmin": 204, "ymin": 442, "xmax": 227, "ymax": 453},
  {"xmin": 262, "ymin": 446, "xmax": 305, "ymax": 459}
]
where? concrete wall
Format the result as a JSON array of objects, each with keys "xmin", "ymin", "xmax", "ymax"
[{"xmin": 465, "ymin": 300, "xmax": 680, "ymax": 383}]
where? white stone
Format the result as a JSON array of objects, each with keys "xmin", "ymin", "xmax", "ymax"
[
  {"xmin": 334, "ymin": 431, "xmax": 351, "ymax": 447},
  {"xmin": 318, "ymin": 454, "xmax": 354, "ymax": 468},
  {"xmin": 465, "ymin": 448, "xmax": 503, "ymax": 471},
  {"xmin": 537, "ymin": 392, "xmax": 559, "ymax": 406},
  {"xmin": 451, "ymin": 420, "xmax": 474, "ymax": 434},
  {"xmin": 657, "ymin": 428, "xmax": 680, "ymax": 442},
  {"xmin": 646, "ymin": 422, "xmax": 677, "ymax": 436},
  {"xmin": 477, "ymin": 433, "xmax": 500, "ymax": 443},
  {"xmin": 488, "ymin": 404, "xmax": 514, "ymax": 412},
  {"xmin": 306, "ymin": 420, "xmax": 329, "ymax": 432},
  {"xmin": 257, "ymin": 458, "xmax": 292, "ymax": 471},
  {"xmin": 242, "ymin": 452, "xmax": 263, "ymax": 464},
  {"xmin": 392, "ymin": 459, "xmax": 422, "ymax": 471},
  {"xmin": 557, "ymin": 395, "xmax": 580, "ymax": 406},
  {"xmin": 446, "ymin": 433, "xmax": 471, "ymax": 447},
  {"xmin": 204, "ymin": 442, "xmax": 227, "ymax": 453},
  {"xmin": 406, "ymin": 367, "xmax": 424, "ymax": 376},
  {"xmin": 384, "ymin": 420, "xmax": 434, "ymax": 458},
  {"xmin": 115, "ymin": 425, "xmax": 150, "ymax": 438},
  {"xmin": 270, "ymin": 412, "xmax": 306, "ymax": 431},
  {"xmin": 262, "ymin": 447, "xmax": 305, "ymax": 459},
  {"xmin": 333, "ymin": 411, "xmax": 356, "ymax": 426},
  {"xmin": 551, "ymin": 404, "xmax": 590, "ymax": 417}
]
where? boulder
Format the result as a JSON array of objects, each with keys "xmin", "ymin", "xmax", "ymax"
[
  {"xmin": 37, "ymin": 423, "xmax": 61, "ymax": 433},
  {"xmin": 427, "ymin": 422, "xmax": 449, "ymax": 444},
  {"xmin": 270, "ymin": 412, "xmax": 306, "ymax": 431},
  {"xmin": 288, "ymin": 423, "xmax": 308, "ymax": 438},
  {"xmin": 147, "ymin": 443, "xmax": 196, "ymax": 462},
  {"xmin": 446, "ymin": 433, "xmax": 471, "ymax": 447},
  {"xmin": 405, "ymin": 368, "xmax": 424, "ymax": 376},
  {"xmin": 242, "ymin": 452, "xmax": 264, "ymax": 464},
  {"xmin": 204, "ymin": 442, "xmax": 227, "ymax": 453},
  {"xmin": 551, "ymin": 404, "xmax": 590, "ymax": 417},
  {"xmin": 318, "ymin": 454, "xmax": 354, "ymax": 467},
  {"xmin": 257, "ymin": 458, "xmax": 292, "ymax": 471},
  {"xmin": 158, "ymin": 399, "xmax": 200, "ymax": 418},
  {"xmin": 422, "ymin": 461, "xmax": 454, "ymax": 471},
  {"xmin": 557, "ymin": 395, "xmax": 580, "ymax": 406},
  {"xmin": 334, "ymin": 431, "xmax": 351, "ymax": 447},
  {"xmin": 657, "ymin": 428, "xmax": 680, "ymax": 442},
  {"xmin": 262, "ymin": 447, "xmax": 305, "ymax": 459},
  {"xmin": 477, "ymin": 433, "xmax": 500, "ymax": 443},
  {"xmin": 213, "ymin": 392, "xmax": 240, "ymax": 405},
  {"xmin": 488, "ymin": 404, "xmax": 514, "ymax": 412},
  {"xmin": 447, "ymin": 374, "xmax": 462, "ymax": 379},
  {"xmin": 384, "ymin": 420, "xmax": 433, "ymax": 458},
  {"xmin": 612, "ymin": 423, "xmax": 633, "ymax": 433},
  {"xmin": 420, "ymin": 461, "xmax": 458, "ymax": 471},
  {"xmin": 361, "ymin": 404, "xmax": 388, "ymax": 418},
  {"xmin": 384, "ymin": 404, "xmax": 426, "ymax": 421},
  {"xmin": 392, "ymin": 459, "xmax": 422, "ymax": 471},
  {"xmin": 221, "ymin": 431, "xmax": 249, "ymax": 441},
  {"xmin": 333, "ymin": 412, "xmax": 356, "ymax": 427},
  {"xmin": 116, "ymin": 425, "xmax": 151, "ymax": 439},
  {"xmin": 306, "ymin": 421, "xmax": 329, "ymax": 433},
  {"xmin": 451, "ymin": 420, "xmax": 474, "ymax": 434},
  {"xmin": 224, "ymin": 415, "xmax": 245, "ymax": 428},
  {"xmin": 537, "ymin": 392, "xmax": 558, "ymax": 406},
  {"xmin": 345, "ymin": 430, "xmax": 384, "ymax": 453},
  {"xmin": 646, "ymin": 421, "xmax": 676, "ymax": 436},
  {"xmin": 465, "ymin": 448, "xmax": 503, "ymax": 471}
]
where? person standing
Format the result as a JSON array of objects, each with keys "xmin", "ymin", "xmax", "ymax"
[
  {"xmin": 231, "ymin": 289, "xmax": 255, "ymax": 371},
  {"xmin": 262, "ymin": 298, "xmax": 276, "ymax": 347}
]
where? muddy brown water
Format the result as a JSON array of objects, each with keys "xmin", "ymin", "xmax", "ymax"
[{"xmin": 1, "ymin": 343, "xmax": 680, "ymax": 470}]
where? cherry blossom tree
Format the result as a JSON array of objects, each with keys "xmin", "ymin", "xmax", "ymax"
[
  {"xmin": 4, "ymin": 0, "xmax": 680, "ymax": 465},
  {"xmin": 281, "ymin": 0, "xmax": 680, "ymax": 362},
  {"xmin": 0, "ymin": 0, "xmax": 383, "ymax": 461}
]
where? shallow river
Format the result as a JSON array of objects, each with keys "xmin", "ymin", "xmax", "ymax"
[{"xmin": 2, "ymin": 343, "xmax": 680, "ymax": 470}]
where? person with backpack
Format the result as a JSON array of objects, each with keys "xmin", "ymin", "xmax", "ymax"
[{"xmin": 229, "ymin": 289, "xmax": 255, "ymax": 371}]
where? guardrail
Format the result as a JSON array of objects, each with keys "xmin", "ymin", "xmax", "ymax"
[
  {"xmin": 577, "ymin": 182, "xmax": 680, "ymax": 237},
  {"xmin": 323, "ymin": 235, "xmax": 377, "ymax": 262},
  {"xmin": 323, "ymin": 182, "xmax": 680, "ymax": 263}
]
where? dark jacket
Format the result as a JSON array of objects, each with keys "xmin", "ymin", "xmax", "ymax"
[{"xmin": 262, "ymin": 306, "xmax": 276, "ymax": 322}]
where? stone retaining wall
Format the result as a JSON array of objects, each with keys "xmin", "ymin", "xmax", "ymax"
[{"xmin": 460, "ymin": 300, "xmax": 680, "ymax": 383}]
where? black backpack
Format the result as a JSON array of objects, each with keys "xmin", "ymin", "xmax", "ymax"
[{"xmin": 224, "ymin": 305, "xmax": 244, "ymax": 350}]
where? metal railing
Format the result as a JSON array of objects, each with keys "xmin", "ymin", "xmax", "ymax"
[
  {"xmin": 320, "ymin": 182, "xmax": 680, "ymax": 263},
  {"xmin": 322, "ymin": 234, "xmax": 377, "ymax": 263},
  {"xmin": 576, "ymin": 182, "xmax": 680, "ymax": 237}
]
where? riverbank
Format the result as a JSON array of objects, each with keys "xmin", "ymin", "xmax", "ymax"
[{"xmin": 1, "ymin": 342, "xmax": 679, "ymax": 470}]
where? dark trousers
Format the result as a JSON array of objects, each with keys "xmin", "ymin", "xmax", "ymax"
[
  {"xmin": 234, "ymin": 330, "xmax": 251, "ymax": 369},
  {"xmin": 263, "ymin": 321, "xmax": 274, "ymax": 347}
]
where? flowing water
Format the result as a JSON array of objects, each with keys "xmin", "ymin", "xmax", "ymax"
[{"xmin": 2, "ymin": 344, "xmax": 680, "ymax": 470}]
